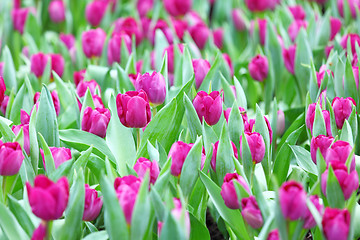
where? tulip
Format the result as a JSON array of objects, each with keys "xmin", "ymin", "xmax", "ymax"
[
  {"xmin": 114, "ymin": 175, "xmax": 141, "ymax": 224},
  {"xmin": 193, "ymin": 91, "xmax": 222, "ymax": 126},
  {"xmin": 316, "ymin": 65, "xmax": 333, "ymax": 88},
  {"xmin": 279, "ymin": 180, "xmax": 307, "ymax": 220},
  {"xmin": 267, "ymin": 229, "xmax": 279, "ymax": 240},
  {"xmin": 305, "ymin": 103, "xmax": 332, "ymax": 136},
  {"xmin": 31, "ymin": 223, "xmax": 47, "ymax": 240},
  {"xmin": 283, "ymin": 45, "xmax": 296, "ymax": 74},
  {"xmin": 12, "ymin": 110, "xmax": 30, "ymax": 155},
  {"xmin": 276, "ymin": 110, "xmax": 285, "ymax": 136},
  {"xmin": 11, "ymin": 8, "xmax": 33, "ymax": 34},
  {"xmin": 113, "ymin": 17, "xmax": 142, "ymax": 46},
  {"xmin": 325, "ymin": 45, "xmax": 334, "ymax": 58},
  {"xmin": 245, "ymin": 0, "xmax": 272, "ymax": 12},
  {"xmin": 0, "ymin": 76, "xmax": 6, "ymax": 104},
  {"xmin": 137, "ymin": 0, "xmax": 154, "ymax": 17},
  {"xmin": 0, "ymin": 142, "xmax": 24, "ymax": 176},
  {"xmin": 338, "ymin": 0, "xmax": 360, "ymax": 18},
  {"xmin": 93, "ymin": 95, "xmax": 105, "ymax": 108},
  {"xmin": 248, "ymin": 55, "xmax": 269, "ymax": 82},
  {"xmin": 133, "ymin": 157, "xmax": 159, "ymax": 184},
  {"xmin": 134, "ymin": 72, "xmax": 166, "ymax": 105},
  {"xmin": 288, "ymin": 5, "xmax": 306, "ymax": 20},
  {"xmin": 223, "ymin": 107, "xmax": 248, "ymax": 124},
  {"xmin": 49, "ymin": 54, "xmax": 65, "ymax": 78},
  {"xmin": 332, "ymin": 97, "xmax": 356, "ymax": 129},
  {"xmin": 1, "ymin": 96, "xmax": 9, "ymax": 115},
  {"xmin": 41, "ymin": 147, "xmax": 72, "ymax": 169},
  {"xmin": 330, "ymin": 17, "xmax": 342, "ymax": 41},
  {"xmin": 14, "ymin": 0, "xmax": 21, "ymax": 9},
  {"xmin": 211, "ymin": 141, "xmax": 238, "ymax": 172},
  {"xmin": 30, "ymin": 53, "xmax": 49, "ymax": 78},
  {"xmin": 26, "ymin": 175, "xmax": 69, "ymax": 221},
  {"xmin": 172, "ymin": 18, "xmax": 188, "ymax": 41},
  {"xmin": 304, "ymin": 195, "xmax": 323, "ymax": 229},
  {"xmin": 76, "ymin": 80, "xmax": 101, "ymax": 98},
  {"xmin": 241, "ymin": 196, "xmax": 263, "ymax": 228},
  {"xmin": 59, "ymin": 33, "xmax": 75, "ymax": 50},
  {"xmin": 340, "ymin": 33, "xmax": 360, "ymax": 56},
  {"xmin": 250, "ymin": 19, "xmax": 267, "ymax": 46},
  {"xmin": 48, "ymin": 0, "xmax": 65, "ymax": 23},
  {"xmin": 81, "ymin": 107, "xmax": 111, "ymax": 138},
  {"xmin": 232, "ymin": 9, "xmax": 246, "ymax": 31},
  {"xmin": 189, "ymin": 22, "xmax": 210, "ymax": 50},
  {"xmin": 107, "ymin": 33, "xmax": 132, "ymax": 65},
  {"xmin": 325, "ymin": 140, "xmax": 356, "ymax": 172},
  {"xmin": 213, "ymin": 28, "xmax": 224, "ymax": 49},
  {"xmin": 311, "ymin": 0, "xmax": 328, "ymax": 4},
  {"xmin": 168, "ymin": 141, "xmax": 192, "ymax": 176},
  {"xmin": 83, "ymin": 184, "xmax": 103, "ymax": 221},
  {"xmin": 352, "ymin": 66, "xmax": 359, "ymax": 88},
  {"xmin": 73, "ymin": 69, "xmax": 86, "ymax": 86},
  {"xmin": 116, "ymin": 90, "xmax": 151, "ymax": 128},
  {"xmin": 310, "ymin": 135, "xmax": 334, "ymax": 163},
  {"xmin": 220, "ymin": 173, "xmax": 249, "ymax": 209},
  {"xmin": 192, "ymin": 59, "xmax": 211, "ymax": 89},
  {"xmin": 322, "ymin": 207, "xmax": 350, "ymax": 240},
  {"xmin": 164, "ymin": 0, "xmax": 192, "ymax": 17},
  {"xmin": 223, "ymin": 53, "xmax": 234, "ymax": 76},
  {"xmin": 85, "ymin": 0, "xmax": 108, "ymax": 26},
  {"xmin": 163, "ymin": 44, "xmax": 184, "ymax": 74},
  {"xmin": 288, "ymin": 20, "xmax": 307, "ymax": 42},
  {"xmin": 81, "ymin": 28, "xmax": 106, "ymax": 58},
  {"xmin": 34, "ymin": 90, "xmax": 60, "ymax": 116},
  {"xmin": 245, "ymin": 132, "xmax": 265, "ymax": 164},
  {"xmin": 150, "ymin": 20, "xmax": 173, "ymax": 45}
]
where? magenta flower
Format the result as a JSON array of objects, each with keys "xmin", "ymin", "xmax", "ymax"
[
  {"xmin": 134, "ymin": 72, "xmax": 166, "ymax": 105},
  {"xmin": 322, "ymin": 207, "xmax": 350, "ymax": 240},
  {"xmin": 0, "ymin": 141, "xmax": 24, "ymax": 176},
  {"xmin": 220, "ymin": 173, "xmax": 249, "ymax": 209},
  {"xmin": 193, "ymin": 91, "xmax": 223, "ymax": 126},
  {"xmin": 279, "ymin": 180, "xmax": 307, "ymax": 220},
  {"xmin": 248, "ymin": 55, "xmax": 269, "ymax": 82},
  {"xmin": 133, "ymin": 157, "xmax": 159, "ymax": 185},
  {"xmin": 81, "ymin": 28, "xmax": 106, "ymax": 58},
  {"xmin": 81, "ymin": 107, "xmax": 111, "ymax": 138},
  {"xmin": 83, "ymin": 184, "xmax": 103, "ymax": 221},
  {"xmin": 48, "ymin": 0, "xmax": 65, "ymax": 23}
]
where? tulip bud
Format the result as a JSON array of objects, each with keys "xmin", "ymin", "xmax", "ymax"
[
  {"xmin": 276, "ymin": 110, "xmax": 285, "ymax": 136},
  {"xmin": 0, "ymin": 76, "xmax": 6, "ymax": 104},
  {"xmin": 13, "ymin": 0, "xmax": 21, "ymax": 9},
  {"xmin": 211, "ymin": 141, "xmax": 238, "ymax": 172},
  {"xmin": 316, "ymin": 65, "xmax": 333, "ymax": 88},
  {"xmin": 338, "ymin": 0, "xmax": 360, "ymax": 18},
  {"xmin": 76, "ymin": 80, "xmax": 101, "ymax": 98},
  {"xmin": 113, "ymin": 17, "xmax": 142, "ymax": 46},
  {"xmin": 107, "ymin": 33, "xmax": 132, "ymax": 65},
  {"xmin": 168, "ymin": 141, "xmax": 192, "ymax": 176},
  {"xmin": 245, "ymin": 0, "xmax": 272, "ymax": 12},
  {"xmin": 250, "ymin": 19, "xmax": 267, "ymax": 46},
  {"xmin": 134, "ymin": 72, "xmax": 166, "ymax": 105},
  {"xmin": 248, "ymin": 55, "xmax": 269, "ymax": 82},
  {"xmin": 322, "ymin": 207, "xmax": 351, "ymax": 240},
  {"xmin": 340, "ymin": 33, "xmax": 360, "ymax": 56},
  {"xmin": 59, "ymin": 33, "xmax": 75, "ymax": 50},
  {"xmin": 330, "ymin": 17, "xmax": 342, "ymax": 41},
  {"xmin": 310, "ymin": 135, "xmax": 334, "ymax": 164},
  {"xmin": 133, "ymin": 157, "xmax": 159, "ymax": 184},
  {"xmin": 332, "ymin": 97, "xmax": 356, "ymax": 129},
  {"xmin": 83, "ymin": 184, "xmax": 103, "ymax": 221},
  {"xmin": 114, "ymin": 175, "xmax": 141, "ymax": 224},
  {"xmin": 267, "ymin": 229, "xmax": 279, "ymax": 240},
  {"xmin": 27, "ymin": 175, "xmax": 69, "ymax": 220},
  {"xmin": 279, "ymin": 180, "xmax": 307, "ymax": 220},
  {"xmin": 49, "ymin": 53, "xmax": 65, "ymax": 78},
  {"xmin": 151, "ymin": 20, "xmax": 173, "ymax": 45},
  {"xmin": 0, "ymin": 142, "xmax": 24, "ymax": 176},
  {"xmin": 220, "ymin": 173, "xmax": 249, "ymax": 209},
  {"xmin": 192, "ymin": 59, "xmax": 211, "ymax": 89},
  {"xmin": 288, "ymin": 5, "xmax": 306, "ymax": 20},
  {"xmin": 93, "ymin": 95, "xmax": 105, "ymax": 108},
  {"xmin": 245, "ymin": 132, "xmax": 265, "ymax": 164},
  {"xmin": 241, "ymin": 196, "xmax": 263, "ymax": 228},
  {"xmin": 11, "ymin": 7, "xmax": 34, "ymax": 34},
  {"xmin": 163, "ymin": 44, "xmax": 184, "ymax": 74},
  {"xmin": 73, "ymin": 69, "xmax": 86, "ymax": 86},
  {"xmin": 223, "ymin": 53, "xmax": 234, "ymax": 76},
  {"xmin": 48, "ymin": 0, "xmax": 65, "ymax": 23},
  {"xmin": 304, "ymin": 195, "xmax": 323, "ymax": 229},
  {"xmin": 41, "ymin": 147, "xmax": 72, "ymax": 169},
  {"xmin": 164, "ymin": 0, "xmax": 192, "ymax": 17},
  {"xmin": 31, "ymin": 223, "xmax": 47, "ymax": 240},
  {"xmin": 81, "ymin": 28, "xmax": 106, "ymax": 58},
  {"xmin": 137, "ymin": 0, "xmax": 154, "ymax": 17},
  {"xmin": 352, "ymin": 66, "xmax": 359, "ymax": 88},
  {"xmin": 305, "ymin": 103, "xmax": 332, "ymax": 136},
  {"xmin": 34, "ymin": 90, "xmax": 60, "ymax": 116},
  {"xmin": 30, "ymin": 53, "xmax": 49, "ymax": 78},
  {"xmin": 325, "ymin": 45, "xmax": 334, "ymax": 58},
  {"xmin": 282, "ymin": 45, "xmax": 296, "ymax": 75},
  {"xmin": 1, "ymin": 96, "xmax": 9, "ymax": 115},
  {"xmin": 85, "ymin": 0, "xmax": 108, "ymax": 26},
  {"xmin": 193, "ymin": 91, "xmax": 223, "ymax": 126},
  {"xmin": 189, "ymin": 23, "xmax": 210, "ymax": 50},
  {"xmin": 213, "ymin": 28, "xmax": 224, "ymax": 49},
  {"xmin": 116, "ymin": 90, "xmax": 151, "ymax": 128},
  {"xmin": 172, "ymin": 18, "xmax": 188, "ymax": 41},
  {"xmin": 224, "ymin": 107, "xmax": 248, "ymax": 124},
  {"xmin": 288, "ymin": 20, "xmax": 308, "ymax": 42},
  {"xmin": 82, "ymin": 107, "xmax": 111, "ymax": 138},
  {"xmin": 232, "ymin": 9, "xmax": 246, "ymax": 31},
  {"xmin": 325, "ymin": 140, "xmax": 356, "ymax": 172}
]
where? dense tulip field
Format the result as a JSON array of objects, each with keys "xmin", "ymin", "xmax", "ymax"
[{"xmin": 0, "ymin": 0, "xmax": 360, "ymax": 239}]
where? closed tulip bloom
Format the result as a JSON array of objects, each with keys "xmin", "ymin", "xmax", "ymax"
[
  {"xmin": 134, "ymin": 72, "xmax": 166, "ymax": 105},
  {"xmin": 172, "ymin": 18, "xmax": 188, "ymax": 41},
  {"xmin": 189, "ymin": 23, "xmax": 210, "ymax": 50},
  {"xmin": 76, "ymin": 80, "xmax": 101, "ymax": 98},
  {"xmin": 0, "ymin": 142, "xmax": 24, "ymax": 176},
  {"xmin": 93, "ymin": 95, "xmax": 105, "ymax": 108},
  {"xmin": 114, "ymin": 175, "xmax": 141, "ymax": 224},
  {"xmin": 116, "ymin": 90, "xmax": 151, "ymax": 128},
  {"xmin": 338, "ymin": 0, "xmax": 360, "ymax": 18},
  {"xmin": 82, "ymin": 107, "xmax": 111, "ymax": 138},
  {"xmin": 223, "ymin": 53, "xmax": 234, "ymax": 76},
  {"xmin": 137, "ymin": 0, "xmax": 154, "ymax": 17},
  {"xmin": 48, "ymin": 0, "xmax": 65, "ymax": 23},
  {"xmin": 164, "ymin": 0, "xmax": 192, "ymax": 17},
  {"xmin": 330, "ymin": 17, "xmax": 342, "ymax": 41},
  {"xmin": 267, "ymin": 229, "xmax": 279, "ymax": 240},
  {"xmin": 248, "ymin": 55, "xmax": 268, "ymax": 82},
  {"xmin": 250, "ymin": 19, "xmax": 267, "ymax": 46},
  {"xmin": 241, "ymin": 196, "xmax": 263, "ymax": 229},
  {"xmin": 0, "ymin": 76, "xmax": 6, "ymax": 104},
  {"xmin": 211, "ymin": 141, "xmax": 238, "ymax": 172},
  {"xmin": 223, "ymin": 107, "xmax": 248, "ymax": 124},
  {"xmin": 73, "ymin": 69, "xmax": 86, "ymax": 86},
  {"xmin": 288, "ymin": 20, "xmax": 307, "ymax": 42},
  {"xmin": 34, "ymin": 90, "xmax": 61, "ymax": 116},
  {"xmin": 85, "ymin": 0, "xmax": 108, "ymax": 26},
  {"xmin": 26, "ymin": 175, "xmax": 69, "ymax": 221},
  {"xmin": 282, "ymin": 45, "xmax": 296, "ymax": 74},
  {"xmin": 304, "ymin": 195, "xmax": 323, "ymax": 229},
  {"xmin": 305, "ymin": 103, "xmax": 332, "ymax": 136},
  {"xmin": 325, "ymin": 140, "xmax": 355, "ymax": 172},
  {"xmin": 322, "ymin": 207, "xmax": 350, "ymax": 240},
  {"xmin": 162, "ymin": 44, "xmax": 184, "ymax": 75},
  {"xmin": 232, "ymin": 9, "xmax": 246, "ymax": 31},
  {"xmin": 352, "ymin": 66, "xmax": 359, "ymax": 88},
  {"xmin": 59, "ymin": 33, "xmax": 75, "ymax": 50},
  {"xmin": 193, "ymin": 91, "xmax": 222, "ymax": 126},
  {"xmin": 245, "ymin": 132, "xmax": 265, "ymax": 164},
  {"xmin": 316, "ymin": 65, "xmax": 333, "ymax": 87},
  {"xmin": 11, "ymin": 8, "xmax": 33, "ymax": 34},
  {"xmin": 279, "ymin": 180, "xmax": 307, "ymax": 220},
  {"xmin": 49, "ymin": 54, "xmax": 65, "ymax": 78},
  {"xmin": 12, "ymin": 110, "xmax": 30, "ymax": 155},
  {"xmin": 310, "ymin": 135, "xmax": 334, "ymax": 163},
  {"xmin": 192, "ymin": 59, "xmax": 211, "ymax": 89},
  {"xmin": 221, "ymin": 173, "xmax": 249, "ymax": 209},
  {"xmin": 32, "ymin": 223, "xmax": 47, "ymax": 240},
  {"xmin": 168, "ymin": 141, "xmax": 192, "ymax": 176},
  {"xmin": 150, "ymin": 19, "xmax": 173, "ymax": 45},
  {"xmin": 41, "ymin": 147, "xmax": 72, "ymax": 169},
  {"xmin": 1, "ymin": 96, "xmax": 9, "ymax": 115},
  {"xmin": 213, "ymin": 28, "xmax": 224, "ymax": 49},
  {"xmin": 340, "ymin": 33, "xmax": 360, "ymax": 55},
  {"xmin": 245, "ymin": 0, "xmax": 272, "ymax": 12},
  {"xmin": 107, "ymin": 33, "xmax": 132, "ymax": 65},
  {"xmin": 30, "ymin": 53, "xmax": 49, "ymax": 78},
  {"xmin": 82, "ymin": 28, "xmax": 106, "ymax": 58},
  {"xmin": 332, "ymin": 97, "xmax": 356, "ymax": 129},
  {"xmin": 325, "ymin": 45, "xmax": 334, "ymax": 58},
  {"xmin": 288, "ymin": 5, "xmax": 306, "ymax": 20},
  {"xmin": 83, "ymin": 184, "xmax": 103, "ymax": 221},
  {"xmin": 133, "ymin": 157, "xmax": 159, "ymax": 184},
  {"xmin": 113, "ymin": 17, "xmax": 142, "ymax": 46}
]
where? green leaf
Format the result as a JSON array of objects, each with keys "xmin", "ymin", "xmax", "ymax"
[
  {"xmin": 29, "ymin": 107, "xmax": 39, "ymax": 173},
  {"xmin": 0, "ymin": 116, "xmax": 15, "ymax": 142},
  {"xmin": 228, "ymin": 102, "xmax": 244, "ymax": 153},
  {"xmin": 8, "ymin": 196, "xmax": 35, "ymax": 237},
  {"xmin": 115, "ymin": 63, "xmax": 133, "ymax": 92},
  {"xmin": 198, "ymin": 53, "xmax": 221, "ymax": 92},
  {"xmin": 290, "ymin": 145, "xmax": 317, "ymax": 175},
  {"xmin": 234, "ymin": 76, "xmax": 247, "ymax": 110},
  {"xmin": 241, "ymin": 133, "xmax": 253, "ymax": 183},
  {"xmin": 38, "ymin": 133, "xmax": 56, "ymax": 175},
  {"xmin": 255, "ymin": 105, "xmax": 270, "ymax": 182},
  {"xmin": 182, "ymin": 46, "xmax": 194, "ymax": 86},
  {"xmin": 313, "ymin": 104, "xmax": 326, "ymax": 137},
  {"xmin": 2, "ymin": 46, "xmax": 17, "ymax": 92},
  {"xmin": 83, "ymin": 231, "xmax": 108, "ymax": 240},
  {"xmin": 159, "ymin": 211, "xmax": 186, "ymax": 240},
  {"xmin": 183, "ymin": 94, "xmax": 202, "ymax": 143},
  {"xmin": 340, "ymin": 120, "xmax": 353, "ymax": 146},
  {"xmin": 221, "ymin": 73, "xmax": 236, "ymax": 108},
  {"xmin": 326, "ymin": 165, "xmax": 345, "ymax": 208},
  {"xmin": 0, "ymin": 202, "xmax": 28, "ymax": 240},
  {"xmin": 189, "ymin": 212, "xmax": 210, "ymax": 240},
  {"xmin": 9, "ymin": 85, "xmax": 31, "ymax": 125}
]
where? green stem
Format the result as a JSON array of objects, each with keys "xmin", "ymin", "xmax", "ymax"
[
  {"xmin": 250, "ymin": 162, "xmax": 255, "ymax": 189},
  {"xmin": 46, "ymin": 221, "xmax": 53, "ymax": 240},
  {"xmin": 2, "ymin": 176, "xmax": 6, "ymax": 204},
  {"xmin": 294, "ymin": 75, "xmax": 305, "ymax": 104},
  {"xmin": 136, "ymin": 128, "xmax": 141, "ymax": 150}
]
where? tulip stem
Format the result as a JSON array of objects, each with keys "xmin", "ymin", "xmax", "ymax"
[
  {"xmin": 136, "ymin": 128, "xmax": 141, "ymax": 150},
  {"xmin": 46, "ymin": 220, "xmax": 53, "ymax": 240},
  {"xmin": 250, "ymin": 162, "xmax": 255, "ymax": 188},
  {"xmin": 2, "ymin": 176, "xmax": 6, "ymax": 204}
]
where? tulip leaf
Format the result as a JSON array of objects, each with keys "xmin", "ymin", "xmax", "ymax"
[
  {"xmin": 344, "ymin": 58, "xmax": 359, "ymax": 105},
  {"xmin": 9, "ymin": 85, "xmax": 31, "ymax": 125},
  {"xmin": 29, "ymin": 106, "xmax": 39, "ymax": 173},
  {"xmin": 234, "ymin": 76, "xmax": 247, "ymax": 110},
  {"xmin": 228, "ymin": 103, "xmax": 243, "ymax": 153},
  {"xmin": 83, "ymin": 231, "xmax": 109, "ymax": 240},
  {"xmin": 241, "ymin": 133, "xmax": 253, "ymax": 184},
  {"xmin": 2, "ymin": 46, "xmax": 17, "ymax": 93},
  {"xmin": 182, "ymin": 46, "xmax": 194, "ymax": 86},
  {"xmin": 100, "ymin": 175, "xmax": 129, "ymax": 240},
  {"xmin": 0, "ymin": 116, "xmax": 15, "ymax": 142},
  {"xmin": 49, "ymin": 159, "xmax": 74, "ymax": 182},
  {"xmin": 0, "ymin": 202, "xmax": 28, "ymax": 240},
  {"xmin": 326, "ymin": 165, "xmax": 345, "ymax": 209},
  {"xmin": 115, "ymin": 63, "xmax": 133, "ymax": 92},
  {"xmin": 38, "ymin": 132, "xmax": 56, "ymax": 175},
  {"xmin": 79, "ymin": 88, "xmax": 95, "ymax": 128},
  {"xmin": 159, "ymin": 210, "xmax": 186, "ymax": 240},
  {"xmin": 199, "ymin": 52, "xmax": 221, "ymax": 92},
  {"xmin": 340, "ymin": 120, "xmax": 353, "ymax": 146},
  {"xmin": 221, "ymin": 73, "xmax": 236, "ymax": 108},
  {"xmin": 347, "ymin": 105, "xmax": 358, "ymax": 141},
  {"xmin": 189, "ymin": 212, "xmax": 210, "ymax": 240},
  {"xmin": 290, "ymin": 145, "xmax": 317, "ymax": 175},
  {"xmin": 312, "ymin": 104, "xmax": 327, "ymax": 137},
  {"xmin": 255, "ymin": 105, "xmax": 270, "ymax": 182},
  {"xmin": 183, "ymin": 93, "xmax": 202, "ymax": 143},
  {"xmin": 68, "ymin": 146, "xmax": 93, "ymax": 184},
  {"xmin": 7, "ymin": 195, "xmax": 35, "ymax": 237},
  {"xmin": 106, "ymin": 94, "xmax": 136, "ymax": 176}
]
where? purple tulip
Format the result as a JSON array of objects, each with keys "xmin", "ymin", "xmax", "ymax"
[
  {"xmin": 310, "ymin": 135, "xmax": 334, "ymax": 164},
  {"xmin": 232, "ymin": 9, "xmax": 246, "ymax": 31},
  {"xmin": 316, "ymin": 65, "xmax": 333, "ymax": 88},
  {"xmin": 211, "ymin": 141, "xmax": 238, "ymax": 172},
  {"xmin": 107, "ymin": 33, "xmax": 132, "ymax": 65},
  {"xmin": 150, "ymin": 19, "xmax": 174, "ymax": 45},
  {"xmin": 41, "ymin": 147, "xmax": 72, "ymax": 169},
  {"xmin": 221, "ymin": 173, "xmax": 249, "ymax": 209},
  {"xmin": 340, "ymin": 33, "xmax": 360, "ymax": 56},
  {"xmin": 332, "ymin": 97, "xmax": 356, "ymax": 129},
  {"xmin": 81, "ymin": 28, "xmax": 106, "ymax": 58},
  {"xmin": 189, "ymin": 22, "xmax": 210, "ymax": 50},
  {"xmin": 305, "ymin": 103, "xmax": 332, "ymax": 136},
  {"xmin": 82, "ymin": 107, "xmax": 111, "ymax": 138},
  {"xmin": 267, "ymin": 229, "xmax": 279, "ymax": 240},
  {"xmin": 244, "ymin": 132, "xmax": 265, "ymax": 164},
  {"xmin": 248, "ymin": 55, "xmax": 269, "ymax": 82},
  {"xmin": 0, "ymin": 76, "xmax": 6, "ymax": 104},
  {"xmin": 113, "ymin": 17, "xmax": 142, "ymax": 46},
  {"xmin": 27, "ymin": 175, "xmax": 69, "ymax": 221},
  {"xmin": 31, "ymin": 223, "xmax": 47, "ymax": 240},
  {"xmin": 168, "ymin": 141, "xmax": 192, "ymax": 176},
  {"xmin": 288, "ymin": 20, "xmax": 308, "ymax": 42},
  {"xmin": 172, "ymin": 18, "xmax": 188, "ymax": 41},
  {"xmin": 338, "ymin": 0, "xmax": 360, "ymax": 18},
  {"xmin": 114, "ymin": 175, "xmax": 141, "ymax": 224},
  {"xmin": 223, "ymin": 107, "xmax": 248, "ymax": 124},
  {"xmin": 1, "ymin": 96, "xmax": 9, "ymax": 115},
  {"xmin": 73, "ymin": 69, "xmax": 86, "ymax": 86},
  {"xmin": 163, "ymin": 0, "xmax": 192, "ymax": 17},
  {"xmin": 48, "ymin": 0, "xmax": 65, "ymax": 23},
  {"xmin": 282, "ymin": 45, "xmax": 296, "ymax": 75},
  {"xmin": 213, "ymin": 28, "xmax": 224, "ymax": 49},
  {"xmin": 85, "ymin": 0, "xmax": 108, "ymax": 26},
  {"xmin": 304, "ymin": 195, "xmax": 323, "ymax": 229},
  {"xmin": 34, "ymin": 90, "xmax": 60, "ymax": 116},
  {"xmin": 250, "ymin": 19, "xmax": 267, "ymax": 46},
  {"xmin": 163, "ymin": 44, "xmax": 184, "ymax": 74},
  {"xmin": 134, "ymin": 72, "xmax": 166, "ymax": 105},
  {"xmin": 241, "ymin": 196, "xmax": 263, "ymax": 228},
  {"xmin": 279, "ymin": 180, "xmax": 307, "ymax": 220},
  {"xmin": 30, "ymin": 53, "xmax": 49, "ymax": 78},
  {"xmin": 83, "ymin": 184, "xmax": 103, "ymax": 221},
  {"xmin": 76, "ymin": 80, "xmax": 101, "ymax": 98},
  {"xmin": 288, "ymin": 5, "xmax": 306, "ymax": 20},
  {"xmin": 133, "ymin": 157, "xmax": 159, "ymax": 185},
  {"xmin": 223, "ymin": 53, "xmax": 234, "ymax": 76},
  {"xmin": 12, "ymin": 110, "xmax": 30, "ymax": 155},
  {"xmin": 0, "ymin": 141, "xmax": 24, "ymax": 176},
  {"xmin": 245, "ymin": 0, "xmax": 273, "ymax": 12},
  {"xmin": 137, "ymin": 0, "xmax": 154, "ymax": 17},
  {"xmin": 322, "ymin": 207, "xmax": 350, "ymax": 240},
  {"xmin": 59, "ymin": 33, "xmax": 75, "ymax": 50},
  {"xmin": 11, "ymin": 7, "xmax": 34, "ymax": 34},
  {"xmin": 325, "ymin": 140, "xmax": 356, "ymax": 172},
  {"xmin": 192, "ymin": 59, "xmax": 211, "ymax": 89},
  {"xmin": 116, "ymin": 90, "xmax": 151, "ymax": 128},
  {"xmin": 193, "ymin": 91, "xmax": 223, "ymax": 126},
  {"xmin": 49, "ymin": 53, "xmax": 65, "ymax": 78},
  {"xmin": 330, "ymin": 17, "xmax": 342, "ymax": 41}
]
